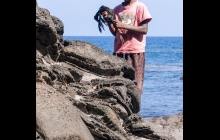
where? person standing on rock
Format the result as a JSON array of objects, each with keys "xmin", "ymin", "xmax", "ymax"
[{"xmin": 101, "ymin": 0, "xmax": 152, "ymax": 94}]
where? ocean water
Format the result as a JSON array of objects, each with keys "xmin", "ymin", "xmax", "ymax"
[{"xmin": 63, "ymin": 36, "xmax": 183, "ymax": 119}]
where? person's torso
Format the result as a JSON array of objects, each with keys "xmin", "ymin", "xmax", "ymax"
[{"xmin": 113, "ymin": 1, "xmax": 147, "ymax": 54}]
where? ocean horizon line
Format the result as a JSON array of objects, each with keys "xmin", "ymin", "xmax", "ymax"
[{"xmin": 63, "ymin": 35, "xmax": 183, "ymax": 37}]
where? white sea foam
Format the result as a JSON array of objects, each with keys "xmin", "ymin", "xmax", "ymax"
[{"xmin": 145, "ymin": 65, "xmax": 183, "ymax": 71}]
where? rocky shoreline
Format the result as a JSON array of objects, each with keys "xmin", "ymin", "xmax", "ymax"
[{"xmin": 36, "ymin": 1, "xmax": 182, "ymax": 139}]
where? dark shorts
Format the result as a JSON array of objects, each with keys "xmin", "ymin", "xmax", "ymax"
[{"xmin": 113, "ymin": 52, "xmax": 145, "ymax": 94}]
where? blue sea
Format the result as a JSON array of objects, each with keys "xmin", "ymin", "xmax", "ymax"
[{"xmin": 63, "ymin": 36, "xmax": 183, "ymax": 119}]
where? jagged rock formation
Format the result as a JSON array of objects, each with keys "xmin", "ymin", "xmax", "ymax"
[{"xmin": 36, "ymin": 1, "xmax": 182, "ymax": 140}]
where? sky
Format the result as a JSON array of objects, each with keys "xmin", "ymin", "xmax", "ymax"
[{"xmin": 37, "ymin": 0, "xmax": 182, "ymax": 37}]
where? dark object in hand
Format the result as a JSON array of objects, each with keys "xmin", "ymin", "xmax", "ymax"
[{"xmin": 94, "ymin": 5, "xmax": 115, "ymax": 33}]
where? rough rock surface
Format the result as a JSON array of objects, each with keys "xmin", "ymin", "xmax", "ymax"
[
  {"xmin": 36, "ymin": 83, "xmax": 94, "ymax": 140},
  {"xmin": 51, "ymin": 15, "xmax": 64, "ymax": 44},
  {"xmin": 36, "ymin": 1, "xmax": 183, "ymax": 140},
  {"xmin": 143, "ymin": 113, "xmax": 183, "ymax": 140},
  {"xmin": 60, "ymin": 40, "xmax": 135, "ymax": 79}
]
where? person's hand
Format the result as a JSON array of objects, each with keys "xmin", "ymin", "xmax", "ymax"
[{"xmin": 112, "ymin": 19, "xmax": 125, "ymax": 29}]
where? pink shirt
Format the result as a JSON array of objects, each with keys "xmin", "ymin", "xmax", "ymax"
[{"xmin": 113, "ymin": 1, "xmax": 152, "ymax": 53}]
